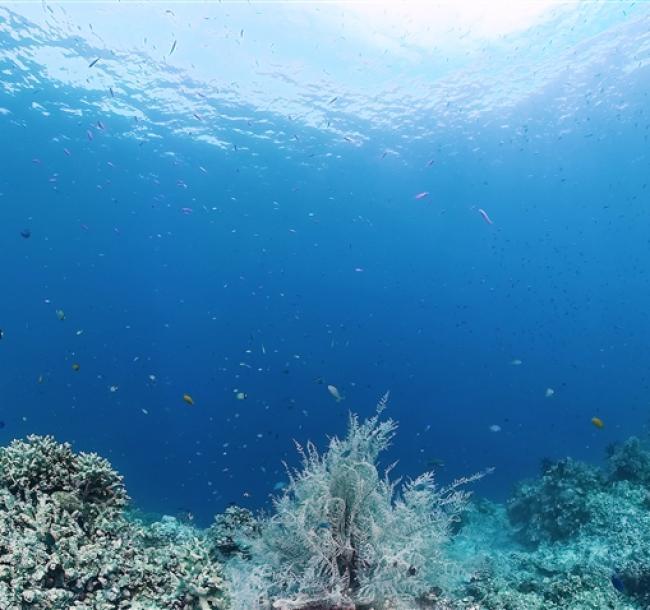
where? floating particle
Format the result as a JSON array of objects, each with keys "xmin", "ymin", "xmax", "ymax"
[
  {"xmin": 591, "ymin": 416, "xmax": 604, "ymax": 429},
  {"xmin": 183, "ymin": 393, "xmax": 194, "ymax": 406},
  {"xmin": 327, "ymin": 384, "xmax": 344, "ymax": 402},
  {"xmin": 0, "ymin": 329, "xmax": 3, "ymax": 340},
  {"xmin": 545, "ymin": 387, "xmax": 555, "ymax": 398}
]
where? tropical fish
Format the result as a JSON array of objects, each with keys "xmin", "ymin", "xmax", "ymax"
[
  {"xmin": 478, "ymin": 208, "xmax": 493, "ymax": 225},
  {"xmin": 611, "ymin": 572, "xmax": 625, "ymax": 593},
  {"xmin": 591, "ymin": 416, "xmax": 604, "ymax": 429},
  {"xmin": 183, "ymin": 394, "xmax": 194, "ymax": 406},
  {"xmin": 327, "ymin": 384, "xmax": 344, "ymax": 402}
]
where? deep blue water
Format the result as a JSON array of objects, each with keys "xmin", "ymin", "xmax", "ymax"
[{"xmin": 1, "ymin": 1, "xmax": 650, "ymax": 525}]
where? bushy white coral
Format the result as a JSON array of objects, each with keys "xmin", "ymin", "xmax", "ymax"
[{"xmin": 227, "ymin": 394, "xmax": 484, "ymax": 610}]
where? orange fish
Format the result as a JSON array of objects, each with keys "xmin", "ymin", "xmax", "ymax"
[
  {"xmin": 183, "ymin": 394, "xmax": 194, "ymax": 406},
  {"xmin": 591, "ymin": 417, "xmax": 604, "ymax": 429}
]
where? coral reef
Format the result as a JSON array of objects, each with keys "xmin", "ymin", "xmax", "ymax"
[
  {"xmin": 507, "ymin": 457, "xmax": 605, "ymax": 545},
  {"xmin": 0, "ymin": 435, "xmax": 225, "ymax": 610},
  {"xmin": 458, "ymin": 440, "xmax": 650, "ymax": 610},
  {"xmin": 221, "ymin": 396, "xmax": 485, "ymax": 610}
]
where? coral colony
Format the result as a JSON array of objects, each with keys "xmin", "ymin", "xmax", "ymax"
[{"xmin": 2, "ymin": 398, "xmax": 650, "ymax": 609}]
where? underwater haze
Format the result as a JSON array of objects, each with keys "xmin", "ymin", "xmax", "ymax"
[{"xmin": 1, "ymin": 0, "xmax": 650, "ymax": 532}]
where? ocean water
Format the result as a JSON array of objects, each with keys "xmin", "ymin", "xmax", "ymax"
[{"xmin": 1, "ymin": 0, "xmax": 649, "ymax": 536}]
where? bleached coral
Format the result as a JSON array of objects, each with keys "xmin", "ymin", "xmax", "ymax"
[
  {"xmin": 225, "ymin": 395, "xmax": 483, "ymax": 610},
  {"xmin": 0, "ymin": 435, "xmax": 225, "ymax": 610}
]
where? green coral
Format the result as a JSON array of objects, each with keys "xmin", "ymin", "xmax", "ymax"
[{"xmin": 507, "ymin": 458, "xmax": 605, "ymax": 545}]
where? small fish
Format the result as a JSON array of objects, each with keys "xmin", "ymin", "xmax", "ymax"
[
  {"xmin": 510, "ymin": 358, "xmax": 523, "ymax": 366},
  {"xmin": 180, "ymin": 207, "xmax": 193, "ymax": 215},
  {"xmin": 97, "ymin": 120, "xmax": 105, "ymax": 130},
  {"xmin": 20, "ymin": 229, "xmax": 31, "ymax": 239},
  {"xmin": 63, "ymin": 147, "xmax": 71, "ymax": 156},
  {"xmin": 109, "ymin": 385, "xmax": 118, "ymax": 393},
  {"xmin": 489, "ymin": 424, "xmax": 502, "ymax": 433},
  {"xmin": 71, "ymin": 363, "xmax": 80, "ymax": 371},
  {"xmin": 591, "ymin": 416, "xmax": 604, "ymax": 429},
  {"xmin": 88, "ymin": 57, "xmax": 100, "ymax": 68},
  {"xmin": 273, "ymin": 481, "xmax": 286, "ymax": 491},
  {"xmin": 414, "ymin": 191, "xmax": 429, "ymax": 200},
  {"xmin": 327, "ymin": 384, "xmax": 344, "ymax": 402},
  {"xmin": 0, "ymin": 420, "xmax": 5, "ymax": 429},
  {"xmin": 183, "ymin": 393, "xmax": 194, "ymax": 406},
  {"xmin": 169, "ymin": 40, "xmax": 177, "ymax": 55},
  {"xmin": 236, "ymin": 391, "xmax": 247, "ymax": 400},
  {"xmin": 545, "ymin": 387, "xmax": 555, "ymax": 398},
  {"xmin": 328, "ymin": 96, "xmax": 338, "ymax": 105},
  {"xmin": 109, "ymin": 87, "xmax": 114, "ymax": 98},
  {"xmin": 0, "ymin": 328, "xmax": 3, "ymax": 340},
  {"xmin": 477, "ymin": 208, "xmax": 494, "ymax": 225},
  {"xmin": 611, "ymin": 572, "xmax": 625, "ymax": 593},
  {"xmin": 37, "ymin": 374, "xmax": 44, "ymax": 384},
  {"xmin": 86, "ymin": 129, "xmax": 94, "ymax": 141},
  {"xmin": 55, "ymin": 309, "xmax": 65, "ymax": 321}
]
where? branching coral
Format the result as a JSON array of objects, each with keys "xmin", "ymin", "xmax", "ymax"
[
  {"xmin": 0, "ymin": 435, "xmax": 225, "ymax": 610},
  {"xmin": 224, "ymin": 394, "xmax": 484, "ymax": 610}
]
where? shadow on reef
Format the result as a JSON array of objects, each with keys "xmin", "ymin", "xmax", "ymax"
[{"xmin": 3, "ymin": 404, "xmax": 650, "ymax": 610}]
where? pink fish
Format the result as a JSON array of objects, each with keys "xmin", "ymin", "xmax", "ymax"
[
  {"xmin": 180, "ymin": 207, "xmax": 193, "ymax": 215},
  {"xmin": 478, "ymin": 208, "xmax": 493, "ymax": 225},
  {"xmin": 415, "ymin": 191, "xmax": 429, "ymax": 200}
]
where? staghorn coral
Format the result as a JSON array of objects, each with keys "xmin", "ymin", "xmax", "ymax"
[
  {"xmin": 223, "ymin": 394, "xmax": 485, "ymax": 610},
  {"xmin": 0, "ymin": 435, "xmax": 225, "ymax": 610}
]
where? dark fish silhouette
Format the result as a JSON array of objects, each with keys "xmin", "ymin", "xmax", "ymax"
[{"xmin": 88, "ymin": 57, "xmax": 100, "ymax": 68}]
